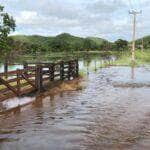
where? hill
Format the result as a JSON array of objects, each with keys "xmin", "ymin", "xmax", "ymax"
[
  {"xmin": 87, "ymin": 37, "xmax": 108, "ymax": 46},
  {"xmin": 9, "ymin": 33, "xmax": 112, "ymax": 54}
]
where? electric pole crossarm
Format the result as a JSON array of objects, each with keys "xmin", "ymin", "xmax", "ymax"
[{"xmin": 129, "ymin": 10, "xmax": 142, "ymax": 14}]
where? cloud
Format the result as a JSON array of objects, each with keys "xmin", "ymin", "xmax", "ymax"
[
  {"xmin": 16, "ymin": 10, "xmax": 80, "ymax": 29},
  {"xmin": 87, "ymin": 0, "xmax": 128, "ymax": 14},
  {"xmin": 16, "ymin": 11, "xmax": 38, "ymax": 25},
  {"xmin": 0, "ymin": 0, "xmax": 149, "ymax": 41}
]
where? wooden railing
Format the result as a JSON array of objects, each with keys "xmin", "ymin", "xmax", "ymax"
[{"xmin": 0, "ymin": 59, "xmax": 79, "ymax": 101}]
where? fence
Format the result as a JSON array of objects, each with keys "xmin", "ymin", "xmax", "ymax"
[{"xmin": 0, "ymin": 59, "xmax": 79, "ymax": 101}]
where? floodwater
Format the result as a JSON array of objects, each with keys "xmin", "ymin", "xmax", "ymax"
[
  {"xmin": 0, "ymin": 61, "xmax": 150, "ymax": 149},
  {"xmin": 0, "ymin": 64, "xmax": 23, "ymax": 73}
]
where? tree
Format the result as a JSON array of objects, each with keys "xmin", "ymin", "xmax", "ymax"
[
  {"xmin": 83, "ymin": 38, "xmax": 96, "ymax": 51},
  {"xmin": 0, "ymin": 5, "xmax": 16, "ymax": 72},
  {"xmin": 114, "ymin": 39, "xmax": 128, "ymax": 51},
  {"xmin": 100, "ymin": 41, "xmax": 110, "ymax": 51},
  {"xmin": 51, "ymin": 37, "xmax": 70, "ymax": 52}
]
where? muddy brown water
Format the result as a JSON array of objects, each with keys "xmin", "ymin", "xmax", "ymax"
[{"xmin": 0, "ymin": 66, "xmax": 150, "ymax": 150}]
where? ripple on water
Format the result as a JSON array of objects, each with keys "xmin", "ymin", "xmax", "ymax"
[{"xmin": 0, "ymin": 66, "xmax": 150, "ymax": 150}]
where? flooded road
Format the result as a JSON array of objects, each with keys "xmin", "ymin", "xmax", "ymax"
[{"xmin": 0, "ymin": 66, "xmax": 150, "ymax": 150}]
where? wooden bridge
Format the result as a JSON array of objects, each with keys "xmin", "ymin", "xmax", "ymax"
[{"xmin": 0, "ymin": 59, "xmax": 79, "ymax": 101}]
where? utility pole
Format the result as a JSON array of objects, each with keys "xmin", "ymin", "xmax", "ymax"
[{"xmin": 129, "ymin": 10, "xmax": 142, "ymax": 63}]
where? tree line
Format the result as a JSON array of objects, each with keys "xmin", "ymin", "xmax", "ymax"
[{"xmin": 9, "ymin": 34, "xmax": 129, "ymax": 55}]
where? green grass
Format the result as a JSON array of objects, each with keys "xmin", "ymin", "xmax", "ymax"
[
  {"xmin": 79, "ymin": 70, "xmax": 87, "ymax": 77},
  {"xmin": 115, "ymin": 50, "xmax": 150, "ymax": 66}
]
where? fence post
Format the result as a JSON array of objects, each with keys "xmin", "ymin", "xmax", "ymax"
[
  {"xmin": 75, "ymin": 59, "xmax": 79, "ymax": 78},
  {"xmin": 23, "ymin": 62, "xmax": 28, "ymax": 69},
  {"xmin": 4, "ymin": 61, "xmax": 8, "ymax": 79},
  {"xmin": 50, "ymin": 64, "xmax": 55, "ymax": 81},
  {"xmin": 68, "ymin": 61, "xmax": 71, "ymax": 80},
  {"xmin": 23, "ymin": 62, "xmax": 28, "ymax": 76},
  {"xmin": 17, "ymin": 69, "xmax": 21, "ymax": 96},
  {"xmin": 35, "ymin": 64, "xmax": 43, "ymax": 92},
  {"xmin": 60, "ymin": 61, "xmax": 64, "ymax": 80}
]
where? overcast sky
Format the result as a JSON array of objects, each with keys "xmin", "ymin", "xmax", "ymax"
[{"xmin": 0, "ymin": 0, "xmax": 149, "ymax": 41}]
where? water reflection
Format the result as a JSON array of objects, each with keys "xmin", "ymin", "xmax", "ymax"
[
  {"xmin": 49, "ymin": 94, "xmax": 56, "ymax": 111},
  {"xmin": 1, "ymin": 58, "xmax": 150, "ymax": 149},
  {"xmin": 13, "ymin": 106, "xmax": 21, "ymax": 115},
  {"xmin": 59, "ymin": 92, "xmax": 64, "ymax": 98},
  {"xmin": 94, "ymin": 60, "xmax": 97, "ymax": 72},
  {"xmin": 131, "ymin": 66, "xmax": 135, "ymax": 79},
  {"xmin": 86, "ymin": 61, "xmax": 90, "ymax": 76},
  {"xmin": 33, "ymin": 95, "xmax": 44, "ymax": 107}
]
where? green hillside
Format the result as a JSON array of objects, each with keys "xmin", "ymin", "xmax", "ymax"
[
  {"xmin": 10, "ymin": 35, "xmax": 53, "ymax": 51},
  {"xmin": 10, "ymin": 33, "xmax": 111, "ymax": 54},
  {"xmin": 87, "ymin": 37, "xmax": 108, "ymax": 46},
  {"xmin": 12, "ymin": 35, "xmax": 53, "ymax": 44}
]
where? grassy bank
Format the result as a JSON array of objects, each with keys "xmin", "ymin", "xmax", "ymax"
[{"xmin": 115, "ymin": 50, "xmax": 150, "ymax": 66}]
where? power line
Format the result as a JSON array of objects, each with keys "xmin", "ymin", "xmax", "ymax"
[{"xmin": 129, "ymin": 10, "xmax": 142, "ymax": 63}]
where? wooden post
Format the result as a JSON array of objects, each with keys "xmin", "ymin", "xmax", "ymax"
[
  {"xmin": 4, "ymin": 61, "xmax": 8, "ymax": 78},
  {"xmin": 23, "ymin": 62, "xmax": 28, "ymax": 76},
  {"xmin": 49, "ymin": 66, "xmax": 51, "ymax": 81},
  {"xmin": 16, "ymin": 69, "xmax": 21, "ymax": 97},
  {"xmin": 60, "ymin": 61, "xmax": 64, "ymax": 80},
  {"xmin": 35, "ymin": 65, "xmax": 43, "ymax": 92},
  {"xmin": 76, "ymin": 59, "xmax": 79, "ymax": 78},
  {"xmin": 68, "ymin": 61, "xmax": 71, "ymax": 80},
  {"xmin": 23, "ymin": 62, "xmax": 28, "ymax": 70},
  {"xmin": 72, "ymin": 61, "xmax": 75, "ymax": 79},
  {"xmin": 49, "ymin": 64, "xmax": 55, "ymax": 81}
]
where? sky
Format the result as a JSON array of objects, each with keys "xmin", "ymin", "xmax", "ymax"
[{"xmin": 0, "ymin": 0, "xmax": 149, "ymax": 41}]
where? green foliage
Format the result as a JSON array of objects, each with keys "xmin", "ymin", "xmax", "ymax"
[
  {"xmin": 114, "ymin": 39, "xmax": 128, "ymax": 51},
  {"xmin": 87, "ymin": 37, "xmax": 110, "ymax": 51},
  {"xmin": 135, "ymin": 50, "xmax": 150, "ymax": 63},
  {"xmin": 136, "ymin": 36, "xmax": 150, "ymax": 49},
  {"xmin": 87, "ymin": 37, "xmax": 107, "ymax": 45},
  {"xmin": 115, "ymin": 50, "xmax": 150, "ymax": 66},
  {"xmin": 10, "ymin": 33, "xmax": 114, "ymax": 54},
  {"xmin": 51, "ymin": 33, "xmax": 85, "ymax": 52},
  {"xmin": 0, "ymin": 5, "xmax": 15, "ymax": 58},
  {"xmin": 83, "ymin": 38, "xmax": 93, "ymax": 51}
]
